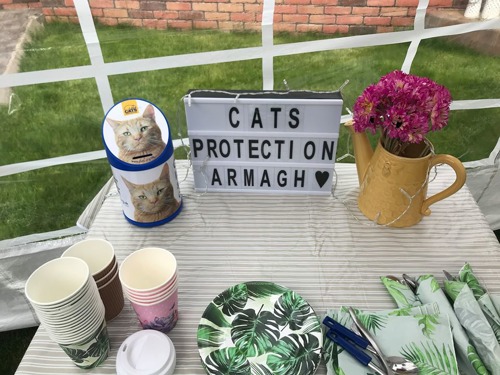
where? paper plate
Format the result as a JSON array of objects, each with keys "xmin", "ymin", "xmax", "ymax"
[{"xmin": 197, "ymin": 281, "xmax": 323, "ymax": 375}]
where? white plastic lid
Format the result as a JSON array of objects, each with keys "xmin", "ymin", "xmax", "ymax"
[{"xmin": 116, "ymin": 330, "xmax": 176, "ymax": 375}]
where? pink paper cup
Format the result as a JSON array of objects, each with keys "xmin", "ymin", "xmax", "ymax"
[
  {"xmin": 125, "ymin": 280, "xmax": 178, "ymax": 305},
  {"xmin": 126, "ymin": 284, "xmax": 178, "ymax": 305},
  {"xmin": 129, "ymin": 289, "xmax": 178, "ymax": 334},
  {"xmin": 124, "ymin": 273, "xmax": 178, "ymax": 299}
]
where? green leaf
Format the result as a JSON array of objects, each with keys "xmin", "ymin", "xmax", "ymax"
[
  {"xmin": 388, "ymin": 307, "xmax": 413, "ymax": 316},
  {"xmin": 322, "ymin": 335, "xmax": 336, "ymax": 365},
  {"xmin": 274, "ymin": 290, "xmax": 314, "ymax": 331},
  {"xmin": 414, "ymin": 313, "xmax": 439, "ymax": 338},
  {"xmin": 443, "ymin": 280, "xmax": 466, "ymax": 302},
  {"xmin": 84, "ymin": 326, "xmax": 109, "ymax": 358},
  {"xmin": 202, "ymin": 302, "xmax": 232, "ymax": 328},
  {"xmin": 197, "ymin": 324, "xmax": 227, "ymax": 348},
  {"xmin": 231, "ymin": 308, "xmax": 279, "ymax": 357},
  {"xmin": 486, "ymin": 312, "xmax": 500, "ymax": 343},
  {"xmin": 430, "ymin": 277, "xmax": 441, "ymax": 292},
  {"xmin": 401, "ymin": 341, "xmax": 459, "ymax": 375},
  {"xmin": 459, "ymin": 263, "xmax": 486, "ymax": 299},
  {"xmin": 300, "ymin": 315, "xmax": 321, "ymax": 334},
  {"xmin": 467, "ymin": 344, "xmax": 490, "ymax": 375},
  {"xmin": 246, "ymin": 282, "xmax": 288, "ymax": 299},
  {"xmin": 267, "ymin": 333, "xmax": 321, "ymax": 375},
  {"xmin": 59, "ymin": 346, "xmax": 86, "ymax": 364},
  {"xmin": 249, "ymin": 362, "xmax": 274, "ymax": 375},
  {"xmin": 84, "ymin": 341, "xmax": 103, "ymax": 359},
  {"xmin": 214, "ymin": 283, "xmax": 248, "ymax": 316},
  {"xmin": 417, "ymin": 274, "xmax": 434, "ymax": 283},
  {"xmin": 356, "ymin": 310, "xmax": 387, "ymax": 334},
  {"xmin": 381, "ymin": 277, "xmax": 419, "ymax": 308},
  {"xmin": 204, "ymin": 347, "xmax": 250, "ymax": 375},
  {"xmin": 322, "ymin": 313, "xmax": 344, "ymax": 369}
]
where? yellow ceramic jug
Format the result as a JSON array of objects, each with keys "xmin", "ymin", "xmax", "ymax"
[{"xmin": 346, "ymin": 121, "xmax": 467, "ymax": 227}]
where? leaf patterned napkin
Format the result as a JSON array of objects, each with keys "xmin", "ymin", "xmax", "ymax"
[
  {"xmin": 443, "ymin": 263, "xmax": 500, "ymax": 375},
  {"xmin": 382, "ymin": 274, "xmax": 489, "ymax": 375},
  {"xmin": 382, "ymin": 264, "xmax": 500, "ymax": 375},
  {"xmin": 457, "ymin": 263, "xmax": 500, "ymax": 346},
  {"xmin": 444, "ymin": 280, "xmax": 500, "ymax": 374},
  {"xmin": 323, "ymin": 304, "xmax": 458, "ymax": 375}
]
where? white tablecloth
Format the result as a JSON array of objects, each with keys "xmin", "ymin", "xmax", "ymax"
[{"xmin": 16, "ymin": 161, "xmax": 500, "ymax": 374}]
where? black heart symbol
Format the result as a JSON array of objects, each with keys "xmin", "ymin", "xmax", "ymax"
[{"xmin": 315, "ymin": 171, "xmax": 329, "ymax": 188}]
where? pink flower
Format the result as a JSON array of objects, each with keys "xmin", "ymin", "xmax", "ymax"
[
  {"xmin": 353, "ymin": 84, "xmax": 380, "ymax": 134},
  {"xmin": 353, "ymin": 70, "xmax": 452, "ymax": 147}
]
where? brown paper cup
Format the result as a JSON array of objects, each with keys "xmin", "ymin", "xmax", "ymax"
[{"xmin": 98, "ymin": 271, "xmax": 124, "ymax": 321}]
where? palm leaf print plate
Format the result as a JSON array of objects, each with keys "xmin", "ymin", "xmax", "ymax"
[{"xmin": 197, "ymin": 281, "xmax": 323, "ymax": 375}]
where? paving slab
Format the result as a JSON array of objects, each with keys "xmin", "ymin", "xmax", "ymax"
[
  {"xmin": 426, "ymin": 9, "xmax": 500, "ymax": 57},
  {"xmin": 0, "ymin": 9, "xmax": 43, "ymax": 105}
]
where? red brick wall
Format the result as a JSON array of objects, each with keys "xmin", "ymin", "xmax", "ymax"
[
  {"xmin": 1, "ymin": 0, "xmax": 465, "ymax": 34},
  {"xmin": 0, "ymin": 0, "xmax": 41, "ymax": 10}
]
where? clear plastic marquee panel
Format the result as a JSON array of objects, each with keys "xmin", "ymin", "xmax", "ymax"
[{"xmin": 0, "ymin": 0, "xmax": 499, "ymax": 331}]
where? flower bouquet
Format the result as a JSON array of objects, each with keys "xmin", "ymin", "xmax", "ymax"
[{"xmin": 352, "ymin": 70, "xmax": 452, "ymax": 158}]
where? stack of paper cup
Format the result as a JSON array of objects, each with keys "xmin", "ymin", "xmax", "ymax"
[
  {"xmin": 119, "ymin": 248, "xmax": 178, "ymax": 334},
  {"xmin": 62, "ymin": 238, "xmax": 124, "ymax": 321},
  {"xmin": 25, "ymin": 257, "xmax": 110, "ymax": 369}
]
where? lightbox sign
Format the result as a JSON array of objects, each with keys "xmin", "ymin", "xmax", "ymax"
[{"xmin": 184, "ymin": 90, "xmax": 343, "ymax": 194}]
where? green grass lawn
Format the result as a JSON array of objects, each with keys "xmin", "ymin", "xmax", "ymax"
[
  {"xmin": 1, "ymin": 22, "xmax": 499, "ymax": 242},
  {"xmin": 0, "ymin": 327, "xmax": 38, "ymax": 375}
]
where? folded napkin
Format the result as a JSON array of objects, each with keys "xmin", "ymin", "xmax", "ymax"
[
  {"xmin": 323, "ymin": 304, "xmax": 458, "ymax": 375},
  {"xmin": 492, "ymin": 295, "xmax": 500, "ymax": 313},
  {"xmin": 382, "ymin": 274, "xmax": 488, "ymax": 375},
  {"xmin": 418, "ymin": 275, "xmax": 491, "ymax": 375},
  {"xmin": 444, "ymin": 280, "xmax": 500, "ymax": 374},
  {"xmin": 458, "ymin": 263, "xmax": 500, "ymax": 345},
  {"xmin": 381, "ymin": 276, "xmax": 422, "ymax": 308}
]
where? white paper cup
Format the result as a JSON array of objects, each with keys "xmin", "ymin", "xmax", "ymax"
[
  {"xmin": 39, "ymin": 288, "xmax": 104, "ymax": 336},
  {"xmin": 25, "ymin": 257, "xmax": 90, "ymax": 308},
  {"xmin": 33, "ymin": 277, "xmax": 99, "ymax": 315},
  {"xmin": 62, "ymin": 239, "xmax": 115, "ymax": 279},
  {"xmin": 46, "ymin": 299, "xmax": 105, "ymax": 338},
  {"xmin": 52, "ymin": 307, "xmax": 105, "ymax": 344},
  {"xmin": 33, "ymin": 276, "xmax": 95, "ymax": 312},
  {"xmin": 119, "ymin": 248, "xmax": 177, "ymax": 294},
  {"xmin": 39, "ymin": 292, "xmax": 101, "ymax": 327}
]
